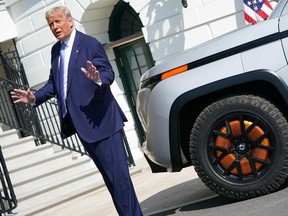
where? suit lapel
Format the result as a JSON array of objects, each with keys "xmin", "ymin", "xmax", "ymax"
[
  {"xmin": 52, "ymin": 42, "xmax": 61, "ymax": 92},
  {"xmin": 67, "ymin": 31, "xmax": 80, "ymax": 95}
]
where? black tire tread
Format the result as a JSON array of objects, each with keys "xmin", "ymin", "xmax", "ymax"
[{"xmin": 189, "ymin": 95, "xmax": 288, "ymax": 200}]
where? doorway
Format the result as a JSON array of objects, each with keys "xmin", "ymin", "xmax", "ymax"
[
  {"xmin": 109, "ymin": 1, "xmax": 155, "ymax": 144},
  {"xmin": 115, "ymin": 39, "xmax": 154, "ymax": 143}
]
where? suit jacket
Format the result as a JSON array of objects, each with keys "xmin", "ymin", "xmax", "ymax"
[{"xmin": 34, "ymin": 30, "xmax": 127, "ymax": 143}]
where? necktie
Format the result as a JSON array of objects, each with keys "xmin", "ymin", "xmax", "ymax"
[{"xmin": 59, "ymin": 42, "xmax": 67, "ymax": 117}]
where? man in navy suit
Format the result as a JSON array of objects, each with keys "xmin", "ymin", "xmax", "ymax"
[{"xmin": 11, "ymin": 6, "xmax": 143, "ymax": 216}]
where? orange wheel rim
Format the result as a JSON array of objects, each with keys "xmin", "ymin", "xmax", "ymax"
[{"xmin": 214, "ymin": 120, "xmax": 270, "ymax": 176}]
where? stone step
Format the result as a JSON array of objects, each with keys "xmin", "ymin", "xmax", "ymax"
[
  {"xmin": 0, "ymin": 128, "xmax": 110, "ymax": 216},
  {"xmin": 7, "ymin": 149, "xmax": 71, "ymax": 175},
  {"xmin": 3, "ymin": 143, "xmax": 53, "ymax": 162},
  {"xmin": 10, "ymin": 151, "xmax": 90, "ymax": 187},
  {"xmin": 0, "ymin": 128, "xmax": 20, "ymax": 143},
  {"xmin": 26, "ymin": 163, "xmax": 144, "ymax": 216},
  {"xmin": 12, "ymin": 155, "xmax": 92, "ymax": 189},
  {"xmin": 1, "ymin": 135, "xmax": 37, "ymax": 155},
  {"xmin": 15, "ymin": 169, "xmax": 102, "ymax": 215},
  {"xmin": 0, "ymin": 123, "xmax": 11, "ymax": 132},
  {"xmin": 14, "ymin": 160, "xmax": 97, "ymax": 201}
]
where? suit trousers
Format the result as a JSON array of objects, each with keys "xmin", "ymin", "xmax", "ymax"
[{"xmin": 80, "ymin": 130, "xmax": 143, "ymax": 216}]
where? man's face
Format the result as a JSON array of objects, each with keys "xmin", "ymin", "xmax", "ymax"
[{"xmin": 47, "ymin": 13, "xmax": 73, "ymax": 41}]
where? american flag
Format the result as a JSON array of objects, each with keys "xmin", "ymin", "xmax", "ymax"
[{"xmin": 244, "ymin": 0, "xmax": 273, "ymax": 24}]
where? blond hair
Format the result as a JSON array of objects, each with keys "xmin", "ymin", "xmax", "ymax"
[{"xmin": 45, "ymin": 6, "xmax": 72, "ymax": 20}]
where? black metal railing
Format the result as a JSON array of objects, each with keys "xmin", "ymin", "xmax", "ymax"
[
  {"xmin": 0, "ymin": 49, "xmax": 29, "ymax": 87},
  {"xmin": 0, "ymin": 146, "xmax": 17, "ymax": 215},
  {"xmin": 0, "ymin": 77, "xmax": 86, "ymax": 153},
  {"xmin": 0, "ymin": 77, "xmax": 135, "ymax": 166}
]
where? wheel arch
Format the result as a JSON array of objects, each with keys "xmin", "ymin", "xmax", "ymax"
[{"xmin": 169, "ymin": 69, "xmax": 288, "ymax": 172}]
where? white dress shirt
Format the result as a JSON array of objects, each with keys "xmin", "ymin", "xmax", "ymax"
[{"xmin": 61, "ymin": 28, "xmax": 76, "ymax": 100}]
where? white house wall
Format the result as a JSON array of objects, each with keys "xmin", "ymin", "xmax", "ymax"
[
  {"xmin": 138, "ymin": 0, "xmax": 244, "ymax": 62},
  {"xmin": 3, "ymin": 0, "xmax": 277, "ymax": 159},
  {"xmin": 0, "ymin": 11, "xmax": 17, "ymax": 42}
]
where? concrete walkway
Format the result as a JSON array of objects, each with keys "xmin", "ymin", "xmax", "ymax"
[{"xmin": 31, "ymin": 157, "xmax": 216, "ymax": 216}]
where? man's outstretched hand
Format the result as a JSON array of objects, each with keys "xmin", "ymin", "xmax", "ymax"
[
  {"xmin": 10, "ymin": 88, "xmax": 35, "ymax": 104},
  {"xmin": 81, "ymin": 60, "xmax": 101, "ymax": 83}
]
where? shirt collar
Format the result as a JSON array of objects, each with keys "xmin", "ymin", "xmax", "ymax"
[{"xmin": 62, "ymin": 28, "xmax": 76, "ymax": 47}]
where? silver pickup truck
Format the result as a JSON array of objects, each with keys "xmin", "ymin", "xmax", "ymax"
[{"xmin": 137, "ymin": 0, "xmax": 288, "ymax": 200}]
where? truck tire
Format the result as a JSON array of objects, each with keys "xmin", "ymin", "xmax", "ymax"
[{"xmin": 190, "ymin": 95, "xmax": 288, "ymax": 200}]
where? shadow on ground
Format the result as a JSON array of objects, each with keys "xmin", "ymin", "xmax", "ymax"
[{"xmin": 141, "ymin": 178, "xmax": 236, "ymax": 216}]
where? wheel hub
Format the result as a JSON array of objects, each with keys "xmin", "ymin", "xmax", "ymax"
[{"xmin": 236, "ymin": 142, "xmax": 248, "ymax": 153}]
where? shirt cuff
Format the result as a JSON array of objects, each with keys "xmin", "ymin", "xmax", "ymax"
[
  {"xmin": 30, "ymin": 97, "xmax": 36, "ymax": 106},
  {"xmin": 94, "ymin": 80, "xmax": 102, "ymax": 86}
]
